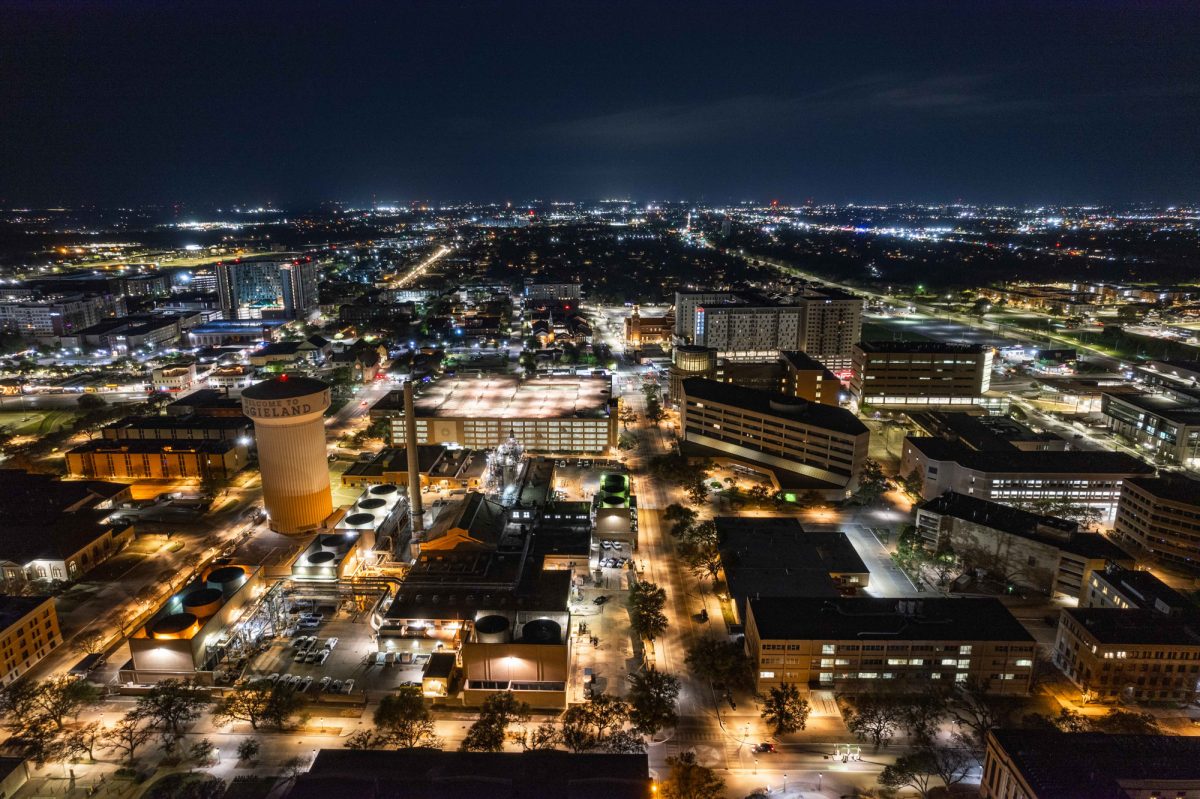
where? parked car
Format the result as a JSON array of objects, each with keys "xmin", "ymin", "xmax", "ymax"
[
  {"xmin": 592, "ymin": 595, "xmax": 609, "ymax": 605},
  {"xmin": 299, "ymin": 676, "xmax": 313, "ymax": 692},
  {"xmin": 753, "ymin": 743, "xmax": 776, "ymax": 753},
  {"xmin": 318, "ymin": 676, "xmax": 331, "ymax": 691},
  {"xmin": 342, "ymin": 679, "xmax": 355, "ymax": 694},
  {"xmin": 330, "ymin": 680, "xmax": 343, "ymax": 693},
  {"xmin": 324, "ymin": 637, "xmax": 339, "ymax": 650},
  {"xmin": 304, "ymin": 650, "xmax": 320, "ymax": 663},
  {"xmin": 316, "ymin": 650, "xmax": 330, "ymax": 665}
]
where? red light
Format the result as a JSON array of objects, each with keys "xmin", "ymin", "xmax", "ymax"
[{"xmin": 280, "ymin": 374, "xmax": 288, "ymax": 382}]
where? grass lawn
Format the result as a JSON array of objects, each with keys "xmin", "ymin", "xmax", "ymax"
[
  {"xmin": 1058, "ymin": 327, "xmax": 1200, "ymax": 362},
  {"xmin": 0, "ymin": 409, "xmax": 78, "ymax": 436}
]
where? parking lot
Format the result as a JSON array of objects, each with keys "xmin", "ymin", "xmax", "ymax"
[{"xmin": 246, "ymin": 600, "xmax": 430, "ymax": 698}]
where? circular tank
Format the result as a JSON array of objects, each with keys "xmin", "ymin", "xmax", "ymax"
[
  {"xmin": 369, "ymin": 484, "xmax": 399, "ymax": 497},
  {"xmin": 474, "ymin": 614, "xmax": 512, "ymax": 644},
  {"xmin": 601, "ymin": 475, "xmax": 626, "ymax": 493},
  {"xmin": 307, "ymin": 550, "xmax": 336, "ymax": 566},
  {"xmin": 343, "ymin": 512, "xmax": 376, "ymax": 528},
  {"xmin": 206, "ymin": 565, "xmax": 247, "ymax": 597},
  {"xmin": 520, "ymin": 619, "xmax": 562, "ymax": 645},
  {"xmin": 151, "ymin": 613, "xmax": 199, "ymax": 640},
  {"xmin": 181, "ymin": 588, "xmax": 223, "ymax": 618},
  {"xmin": 318, "ymin": 533, "xmax": 346, "ymax": 551},
  {"xmin": 357, "ymin": 497, "xmax": 387, "ymax": 513},
  {"xmin": 601, "ymin": 493, "xmax": 626, "ymax": 507}
]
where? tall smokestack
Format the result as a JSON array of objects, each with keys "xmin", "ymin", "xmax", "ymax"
[{"xmin": 404, "ymin": 380, "xmax": 424, "ymax": 536}]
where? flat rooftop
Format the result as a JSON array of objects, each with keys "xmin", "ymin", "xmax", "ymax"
[
  {"xmin": 682, "ymin": 377, "xmax": 867, "ymax": 437},
  {"xmin": 750, "ymin": 596, "xmax": 1034, "ymax": 643},
  {"xmin": 989, "ymin": 730, "xmax": 1200, "ymax": 799},
  {"xmin": 715, "ymin": 517, "xmax": 867, "ymax": 603},
  {"xmin": 411, "ymin": 375, "xmax": 612, "ymax": 419},
  {"xmin": 0, "ymin": 596, "xmax": 50, "ymax": 631},
  {"xmin": 1125, "ymin": 474, "xmax": 1200, "ymax": 505},
  {"xmin": 857, "ymin": 340, "xmax": 985, "ymax": 354},
  {"xmin": 906, "ymin": 437, "xmax": 1153, "ymax": 475},
  {"xmin": 1063, "ymin": 608, "xmax": 1200, "ymax": 646}
]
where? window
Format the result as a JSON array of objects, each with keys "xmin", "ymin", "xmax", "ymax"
[{"xmin": 760, "ymin": 671, "xmax": 775, "ymax": 679}]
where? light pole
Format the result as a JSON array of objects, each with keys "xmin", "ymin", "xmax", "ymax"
[
  {"xmin": 783, "ymin": 773, "xmax": 787, "ymax": 792},
  {"xmin": 818, "ymin": 773, "xmax": 822, "ymax": 791}
]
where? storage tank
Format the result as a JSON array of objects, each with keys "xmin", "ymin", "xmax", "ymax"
[
  {"xmin": 356, "ymin": 497, "xmax": 388, "ymax": 519},
  {"xmin": 181, "ymin": 588, "xmax": 223, "ymax": 619},
  {"xmin": 474, "ymin": 614, "xmax": 512, "ymax": 643},
  {"xmin": 369, "ymin": 484, "xmax": 399, "ymax": 498},
  {"xmin": 206, "ymin": 565, "xmax": 247, "ymax": 598},
  {"xmin": 318, "ymin": 533, "xmax": 347, "ymax": 552},
  {"xmin": 151, "ymin": 613, "xmax": 200, "ymax": 640},
  {"xmin": 519, "ymin": 619, "xmax": 562, "ymax": 645},
  {"xmin": 341, "ymin": 512, "xmax": 376, "ymax": 530}
]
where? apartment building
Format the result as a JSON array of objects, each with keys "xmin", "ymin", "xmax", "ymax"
[
  {"xmin": 679, "ymin": 377, "xmax": 869, "ymax": 498},
  {"xmin": 523, "ymin": 283, "xmax": 582, "ymax": 302},
  {"xmin": 0, "ymin": 294, "xmax": 114, "ymax": 337},
  {"xmin": 1113, "ymin": 475, "xmax": 1200, "ymax": 573},
  {"xmin": 745, "ymin": 596, "xmax": 1036, "ymax": 695},
  {"xmin": 850, "ymin": 341, "xmax": 993, "ymax": 407},
  {"xmin": 1083, "ymin": 564, "xmax": 1191, "ymax": 615},
  {"xmin": 0, "ymin": 596, "xmax": 62, "ymax": 686},
  {"xmin": 915, "ymin": 491, "xmax": 1131, "ymax": 599},
  {"xmin": 215, "ymin": 255, "xmax": 320, "ymax": 321},
  {"xmin": 982, "ymin": 729, "xmax": 1200, "ymax": 799},
  {"xmin": 1054, "ymin": 607, "xmax": 1200, "ymax": 704},
  {"xmin": 901, "ymin": 437, "xmax": 1154, "ymax": 521}
]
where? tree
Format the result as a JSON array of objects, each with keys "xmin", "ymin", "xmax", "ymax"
[
  {"xmin": 5, "ymin": 676, "xmax": 100, "ymax": 732},
  {"xmin": 628, "ymin": 581, "xmax": 669, "ymax": 641},
  {"xmin": 77, "ymin": 393, "xmax": 106, "ymax": 411},
  {"xmin": 852, "ymin": 458, "xmax": 890, "ymax": 505},
  {"xmin": 236, "ymin": 738, "xmax": 261, "ymax": 762},
  {"xmin": 899, "ymin": 468, "xmax": 925, "ymax": 500},
  {"xmin": 1092, "ymin": 708, "xmax": 1161, "ymax": 735},
  {"xmin": 211, "ymin": 682, "xmax": 303, "ymax": 731},
  {"xmin": 682, "ymin": 519, "xmax": 718, "ymax": 548},
  {"xmin": 518, "ymin": 721, "xmax": 562, "ymax": 751},
  {"xmin": 759, "ymin": 682, "xmax": 809, "ymax": 736},
  {"xmin": 102, "ymin": 709, "xmax": 153, "ymax": 765},
  {"xmin": 663, "ymin": 503, "xmax": 698, "ymax": 533},
  {"xmin": 189, "ymin": 737, "xmax": 216, "ymax": 767},
  {"xmin": 139, "ymin": 678, "xmax": 207, "ymax": 739},
  {"xmin": 660, "ymin": 751, "xmax": 725, "ymax": 799},
  {"xmin": 946, "ymin": 681, "xmax": 1021, "ymax": 748},
  {"xmin": 684, "ymin": 638, "xmax": 754, "ymax": 693},
  {"xmin": 460, "ymin": 691, "xmax": 530, "ymax": 752},
  {"xmin": 560, "ymin": 693, "xmax": 633, "ymax": 752},
  {"xmin": 880, "ymin": 746, "xmax": 974, "ymax": 798},
  {"xmin": 73, "ymin": 630, "xmax": 106, "ymax": 656},
  {"xmin": 897, "ymin": 692, "xmax": 949, "ymax": 744},
  {"xmin": 63, "ymin": 721, "xmax": 102, "ymax": 762},
  {"xmin": 645, "ymin": 395, "xmax": 665, "ymax": 426},
  {"xmin": 626, "ymin": 669, "xmax": 680, "ymax": 736},
  {"xmin": 746, "ymin": 484, "xmax": 771, "ymax": 505},
  {"xmin": 374, "ymin": 686, "xmax": 439, "ymax": 748},
  {"xmin": 844, "ymin": 693, "xmax": 901, "ymax": 748},
  {"xmin": 681, "ymin": 539, "xmax": 723, "ymax": 590}
]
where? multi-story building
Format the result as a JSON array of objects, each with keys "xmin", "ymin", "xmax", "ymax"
[
  {"xmin": 908, "ymin": 410, "xmax": 1065, "ymax": 452},
  {"xmin": 523, "ymin": 283, "xmax": 581, "ymax": 302},
  {"xmin": 1101, "ymin": 389, "xmax": 1200, "ymax": 468},
  {"xmin": 1083, "ymin": 564, "xmax": 1191, "ymax": 615},
  {"xmin": 623, "ymin": 306, "xmax": 674, "ymax": 350},
  {"xmin": 0, "ymin": 294, "xmax": 114, "ymax": 337},
  {"xmin": 66, "ymin": 438, "xmax": 248, "ymax": 480},
  {"xmin": 1054, "ymin": 607, "xmax": 1200, "ymax": 704},
  {"xmin": 850, "ymin": 341, "xmax": 993, "ymax": 407},
  {"xmin": 667, "ymin": 348, "xmax": 842, "ymax": 406},
  {"xmin": 0, "ymin": 596, "xmax": 61, "ymax": 686},
  {"xmin": 780, "ymin": 351, "xmax": 844, "ymax": 406},
  {"xmin": 0, "ymin": 471, "xmax": 134, "ymax": 589},
  {"xmin": 679, "ymin": 377, "xmax": 869, "ymax": 498},
  {"xmin": 100, "ymin": 415, "xmax": 252, "ymax": 443},
  {"xmin": 745, "ymin": 596, "xmax": 1036, "ymax": 695},
  {"xmin": 901, "ymin": 437, "xmax": 1154, "ymax": 521},
  {"xmin": 915, "ymin": 491, "xmax": 1131, "ymax": 599},
  {"xmin": 381, "ymin": 376, "xmax": 617, "ymax": 454},
  {"xmin": 982, "ymin": 729, "xmax": 1200, "ymax": 799},
  {"xmin": 1112, "ymin": 474, "xmax": 1200, "ymax": 573},
  {"xmin": 674, "ymin": 289, "xmax": 863, "ymax": 369},
  {"xmin": 215, "ymin": 254, "xmax": 320, "ymax": 320}
]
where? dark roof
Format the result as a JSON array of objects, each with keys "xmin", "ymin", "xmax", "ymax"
[
  {"xmin": 0, "ymin": 471, "xmax": 131, "ymax": 565},
  {"xmin": 255, "ymin": 341, "xmax": 303, "ymax": 356},
  {"xmin": 989, "ymin": 729, "xmax": 1200, "ymax": 798},
  {"xmin": 291, "ymin": 749, "xmax": 650, "ymax": 799},
  {"xmin": 682, "ymin": 378, "xmax": 868, "ymax": 437},
  {"xmin": 749, "ymin": 596, "xmax": 1034, "ymax": 643},
  {"xmin": 242, "ymin": 374, "xmax": 330, "ymax": 401},
  {"xmin": 1091, "ymin": 566, "xmax": 1191, "ymax": 612},
  {"xmin": 0, "ymin": 596, "xmax": 51, "ymax": 632},
  {"xmin": 1124, "ymin": 474, "xmax": 1200, "ymax": 506},
  {"xmin": 343, "ymin": 446, "xmax": 457, "ymax": 478},
  {"xmin": 856, "ymin": 340, "xmax": 985, "ymax": 354},
  {"xmin": 68, "ymin": 438, "xmax": 239, "ymax": 455},
  {"xmin": 1062, "ymin": 608, "xmax": 1200, "ymax": 646},
  {"xmin": 105, "ymin": 415, "xmax": 251, "ymax": 432},
  {"xmin": 779, "ymin": 351, "xmax": 837, "ymax": 377},
  {"xmin": 905, "ymin": 437, "xmax": 1153, "ymax": 475},
  {"xmin": 1103, "ymin": 390, "xmax": 1200, "ymax": 424},
  {"xmin": 715, "ymin": 517, "xmax": 867, "ymax": 603},
  {"xmin": 908, "ymin": 411, "xmax": 1060, "ymax": 452}
]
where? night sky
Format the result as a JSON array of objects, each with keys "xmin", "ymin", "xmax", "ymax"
[{"xmin": 2, "ymin": 1, "xmax": 1197, "ymax": 206}]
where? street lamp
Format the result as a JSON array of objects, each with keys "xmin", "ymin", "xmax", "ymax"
[{"xmin": 818, "ymin": 773, "xmax": 822, "ymax": 790}]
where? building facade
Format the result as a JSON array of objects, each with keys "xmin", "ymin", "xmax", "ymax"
[
  {"xmin": 0, "ymin": 596, "xmax": 61, "ymax": 686},
  {"xmin": 66, "ymin": 439, "xmax": 248, "ymax": 480},
  {"xmin": 745, "ymin": 597, "xmax": 1036, "ymax": 695},
  {"xmin": 1102, "ymin": 390, "xmax": 1200, "ymax": 468},
  {"xmin": 850, "ymin": 341, "xmax": 993, "ymax": 407},
  {"xmin": 215, "ymin": 255, "xmax": 320, "ymax": 321},
  {"xmin": 1113, "ymin": 475, "xmax": 1200, "ymax": 573},
  {"xmin": 679, "ymin": 377, "xmax": 869, "ymax": 497}
]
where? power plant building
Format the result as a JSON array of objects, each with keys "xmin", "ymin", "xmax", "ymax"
[{"xmin": 242, "ymin": 375, "xmax": 333, "ymax": 534}]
